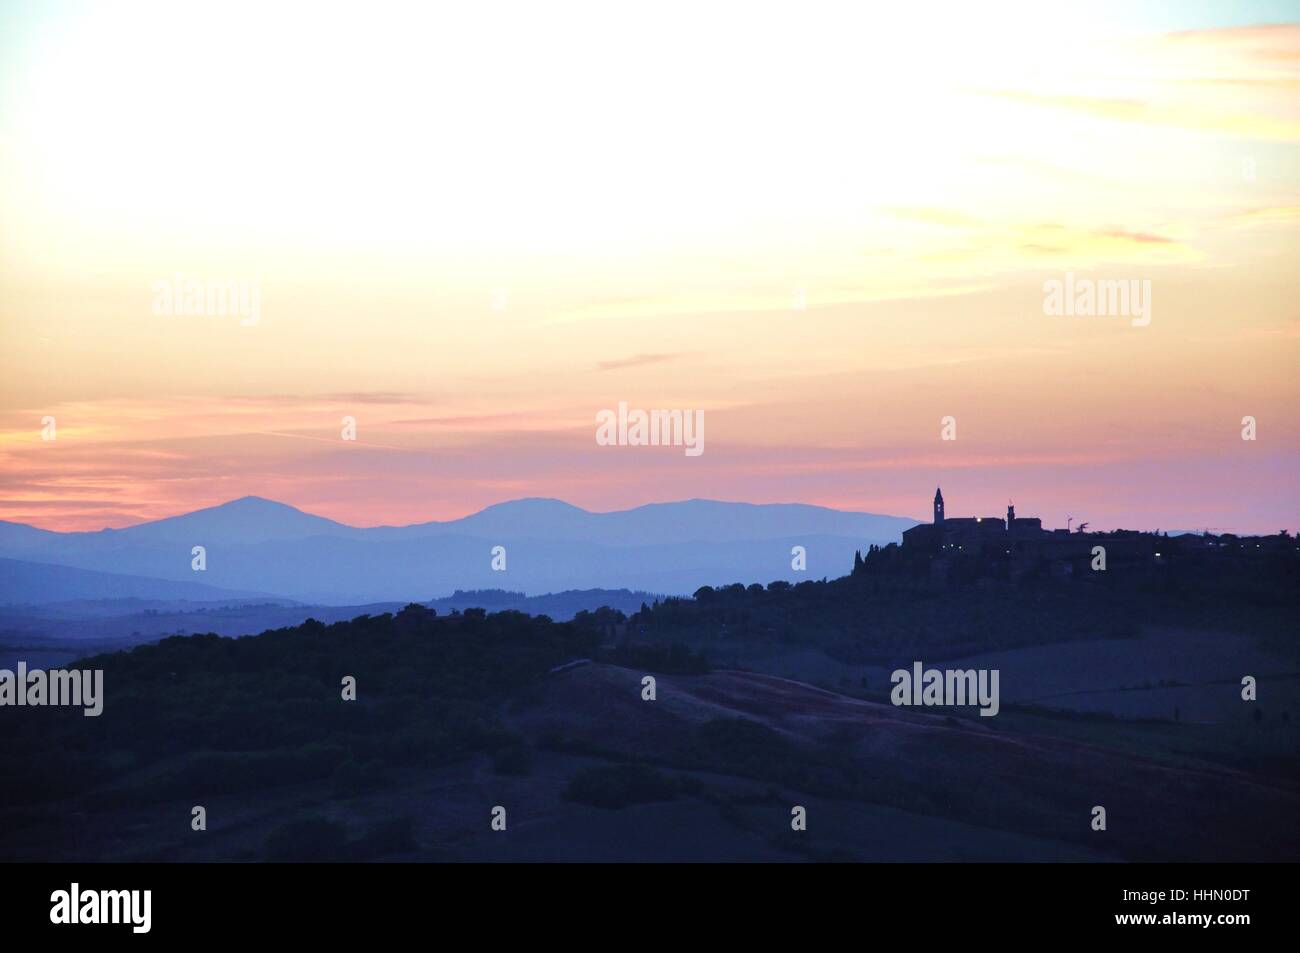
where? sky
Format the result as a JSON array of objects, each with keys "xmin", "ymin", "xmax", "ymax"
[{"xmin": 0, "ymin": 0, "xmax": 1297, "ymax": 533}]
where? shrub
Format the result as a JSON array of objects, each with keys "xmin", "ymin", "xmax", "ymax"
[
  {"xmin": 264, "ymin": 816, "xmax": 349, "ymax": 861},
  {"xmin": 354, "ymin": 815, "xmax": 417, "ymax": 858},
  {"xmin": 492, "ymin": 743, "xmax": 535, "ymax": 776},
  {"xmin": 563, "ymin": 763, "xmax": 684, "ymax": 809},
  {"xmin": 330, "ymin": 758, "xmax": 391, "ymax": 797}
]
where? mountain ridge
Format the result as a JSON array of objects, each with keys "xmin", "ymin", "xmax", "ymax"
[
  {"xmin": 0, "ymin": 497, "xmax": 917, "ymax": 603},
  {"xmin": 2, "ymin": 495, "xmax": 918, "ymax": 538}
]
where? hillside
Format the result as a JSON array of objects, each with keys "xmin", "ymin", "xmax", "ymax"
[
  {"xmin": 3, "ymin": 584, "xmax": 1295, "ymax": 863},
  {"xmin": 0, "ymin": 557, "xmax": 278, "ymax": 606}
]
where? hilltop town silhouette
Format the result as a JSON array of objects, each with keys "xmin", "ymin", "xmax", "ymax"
[{"xmin": 854, "ymin": 487, "xmax": 1295, "ymax": 581}]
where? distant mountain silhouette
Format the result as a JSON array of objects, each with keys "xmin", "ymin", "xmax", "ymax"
[
  {"xmin": 0, "ymin": 498, "xmax": 916, "ymax": 604},
  {"xmin": 100, "ymin": 496, "xmax": 351, "ymax": 545},
  {"xmin": 0, "ymin": 519, "xmax": 62, "ymax": 547},
  {"xmin": 323, "ymin": 497, "xmax": 916, "ymax": 546}
]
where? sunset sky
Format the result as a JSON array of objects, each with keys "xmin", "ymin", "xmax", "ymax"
[{"xmin": 1, "ymin": 1, "xmax": 1297, "ymax": 533}]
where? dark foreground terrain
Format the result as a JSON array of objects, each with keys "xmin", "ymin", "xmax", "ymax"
[{"xmin": 2, "ymin": 567, "xmax": 1296, "ymax": 862}]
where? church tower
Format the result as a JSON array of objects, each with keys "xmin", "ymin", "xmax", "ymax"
[
  {"xmin": 934, "ymin": 487, "xmax": 944, "ymax": 524},
  {"xmin": 1007, "ymin": 501, "xmax": 1015, "ymax": 525}
]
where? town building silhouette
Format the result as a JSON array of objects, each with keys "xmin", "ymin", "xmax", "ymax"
[{"xmin": 854, "ymin": 487, "xmax": 1295, "ymax": 581}]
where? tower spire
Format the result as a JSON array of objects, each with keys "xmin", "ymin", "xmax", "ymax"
[{"xmin": 933, "ymin": 487, "xmax": 944, "ymax": 524}]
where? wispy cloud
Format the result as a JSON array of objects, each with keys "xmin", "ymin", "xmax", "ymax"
[
  {"xmin": 982, "ymin": 88, "xmax": 1300, "ymax": 142},
  {"xmin": 226, "ymin": 391, "xmax": 422, "ymax": 405},
  {"xmin": 1223, "ymin": 205, "xmax": 1300, "ymax": 227},
  {"xmin": 881, "ymin": 207, "xmax": 986, "ymax": 228},
  {"xmin": 978, "ymin": 24, "xmax": 1300, "ymax": 144},
  {"xmin": 596, "ymin": 353, "xmax": 683, "ymax": 372}
]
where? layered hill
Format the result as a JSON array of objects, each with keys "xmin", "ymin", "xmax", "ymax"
[{"xmin": 0, "ymin": 497, "xmax": 916, "ymax": 603}]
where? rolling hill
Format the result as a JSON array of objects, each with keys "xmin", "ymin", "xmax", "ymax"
[{"xmin": 0, "ymin": 556, "xmax": 281, "ymax": 606}]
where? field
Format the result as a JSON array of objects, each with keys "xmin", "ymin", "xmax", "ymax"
[{"xmin": 2, "ymin": 581, "xmax": 1296, "ymax": 863}]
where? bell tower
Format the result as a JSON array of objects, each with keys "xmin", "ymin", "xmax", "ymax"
[{"xmin": 934, "ymin": 487, "xmax": 945, "ymax": 525}]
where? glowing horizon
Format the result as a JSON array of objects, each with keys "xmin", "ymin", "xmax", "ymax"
[{"xmin": 1, "ymin": 1, "xmax": 1297, "ymax": 534}]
